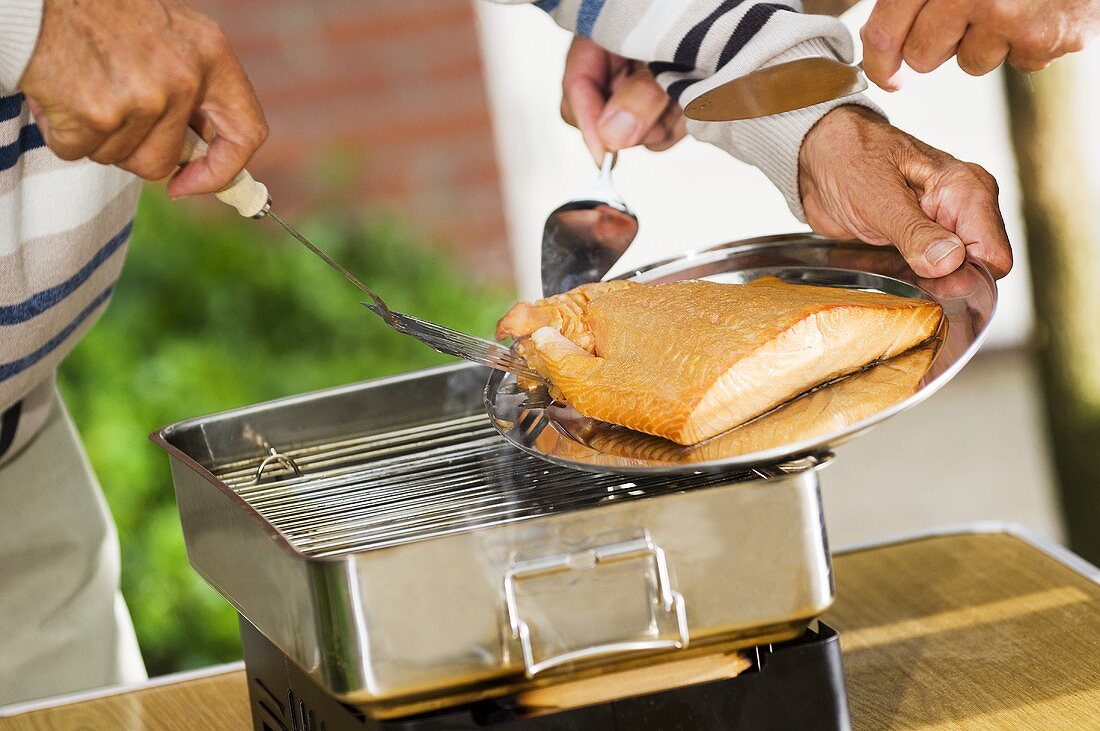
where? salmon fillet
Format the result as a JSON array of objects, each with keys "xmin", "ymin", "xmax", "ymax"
[
  {"xmin": 545, "ymin": 343, "xmax": 938, "ymax": 465},
  {"xmin": 497, "ymin": 277, "xmax": 943, "ymax": 446}
]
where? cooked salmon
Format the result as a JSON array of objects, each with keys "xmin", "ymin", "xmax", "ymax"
[
  {"xmin": 546, "ymin": 343, "xmax": 938, "ymax": 465},
  {"xmin": 497, "ymin": 277, "xmax": 943, "ymax": 446}
]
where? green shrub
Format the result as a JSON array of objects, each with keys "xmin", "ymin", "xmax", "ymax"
[{"xmin": 59, "ymin": 190, "xmax": 514, "ymax": 675}]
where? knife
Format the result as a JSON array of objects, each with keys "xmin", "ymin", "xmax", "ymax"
[{"xmin": 683, "ymin": 57, "xmax": 867, "ymax": 122}]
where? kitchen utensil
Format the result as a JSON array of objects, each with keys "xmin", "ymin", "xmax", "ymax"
[
  {"xmin": 683, "ymin": 57, "xmax": 867, "ymax": 122},
  {"xmin": 152, "ymin": 362, "xmax": 833, "ymax": 715},
  {"xmin": 179, "ymin": 130, "xmax": 537, "ymax": 379},
  {"xmin": 541, "ymin": 152, "xmax": 639, "ymax": 297},
  {"xmin": 487, "ymin": 234, "xmax": 997, "ymax": 475}
]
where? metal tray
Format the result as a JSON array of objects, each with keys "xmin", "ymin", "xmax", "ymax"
[
  {"xmin": 486, "ymin": 234, "xmax": 996, "ymax": 474},
  {"xmin": 152, "ymin": 363, "xmax": 835, "ymax": 717}
]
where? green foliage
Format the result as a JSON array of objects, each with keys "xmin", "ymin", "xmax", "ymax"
[{"xmin": 58, "ymin": 190, "xmax": 513, "ymax": 675}]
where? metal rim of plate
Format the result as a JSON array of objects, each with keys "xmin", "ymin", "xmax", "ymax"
[{"xmin": 485, "ymin": 233, "xmax": 998, "ymax": 475}]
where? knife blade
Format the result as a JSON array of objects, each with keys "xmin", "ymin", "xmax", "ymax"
[{"xmin": 683, "ymin": 57, "xmax": 867, "ymax": 122}]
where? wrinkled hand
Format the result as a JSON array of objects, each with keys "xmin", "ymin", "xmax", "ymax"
[
  {"xmin": 561, "ymin": 36, "xmax": 685, "ymax": 164},
  {"xmin": 862, "ymin": 0, "xmax": 1100, "ymax": 88},
  {"xmin": 20, "ymin": 0, "xmax": 267, "ymax": 197},
  {"xmin": 799, "ymin": 106, "xmax": 1012, "ymax": 279}
]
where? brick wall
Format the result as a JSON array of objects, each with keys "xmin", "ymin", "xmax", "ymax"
[{"xmin": 192, "ymin": 0, "xmax": 512, "ymax": 280}]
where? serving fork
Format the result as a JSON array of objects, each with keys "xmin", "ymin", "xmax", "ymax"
[{"xmin": 180, "ymin": 130, "xmax": 539, "ymax": 380}]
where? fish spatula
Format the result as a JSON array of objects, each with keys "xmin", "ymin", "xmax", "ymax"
[{"xmin": 179, "ymin": 130, "xmax": 538, "ymax": 379}]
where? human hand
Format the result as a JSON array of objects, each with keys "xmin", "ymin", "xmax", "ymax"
[
  {"xmin": 861, "ymin": 0, "xmax": 1100, "ymax": 88},
  {"xmin": 560, "ymin": 36, "xmax": 685, "ymax": 164},
  {"xmin": 799, "ymin": 106, "xmax": 1012, "ymax": 279},
  {"xmin": 19, "ymin": 0, "xmax": 267, "ymax": 197}
]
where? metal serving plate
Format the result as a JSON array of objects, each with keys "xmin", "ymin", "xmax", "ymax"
[
  {"xmin": 487, "ymin": 234, "xmax": 997, "ymax": 474},
  {"xmin": 152, "ymin": 363, "xmax": 834, "ymax": 717}
]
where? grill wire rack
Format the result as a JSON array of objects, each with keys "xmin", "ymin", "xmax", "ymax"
[{"xmin": 214, "ymin": 415, "xmax": 776, "ymax": 558}]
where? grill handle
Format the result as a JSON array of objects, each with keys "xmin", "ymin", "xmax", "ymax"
[{"xmin": 503, "ymin": 534, "xmax": 690, "ymax": 678}]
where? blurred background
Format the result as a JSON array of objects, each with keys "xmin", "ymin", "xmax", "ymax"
[{"xmin": 56, "ymin": 0, "xmax": 1100, "ymax": 676}]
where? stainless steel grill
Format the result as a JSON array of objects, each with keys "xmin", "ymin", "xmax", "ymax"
[
  {"xmin": 214, "ymin": 415, "xmax": 773, "ymax": 557},
  {"xmin": 156, "ymin": 363, "xmax": 834, "ymax": 713}
]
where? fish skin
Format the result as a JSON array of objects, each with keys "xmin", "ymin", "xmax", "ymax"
[{"xmin": 497, "ymin": 276, "xmax": 943, "ymax": 446}]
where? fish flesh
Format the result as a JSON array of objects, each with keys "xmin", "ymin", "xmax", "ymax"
[
  {"xmin": 540, "ymin": 343, "xmax": 938, "ymax": 467},
  {"xmin": 497, "ymin": 277, "xmax": 943, "ymax": 446}
]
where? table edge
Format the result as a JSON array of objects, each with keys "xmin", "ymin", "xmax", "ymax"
[
  {"xmin": 834, "ymin": 521, "xmax": 1100, "ymax": 583},
  {"xmin": 0, "ymin": 661, "xmax": 246, "ymax": 718}
]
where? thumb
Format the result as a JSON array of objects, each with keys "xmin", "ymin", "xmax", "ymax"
[
  {"xmin": 596, "ymin": 66, "xmax": 669, "ymax": 152},
  {"xmin": 875, "ymin": 182, "xmax": 966, "ymax": 278},
  {"xmin": 167, "ymin": 57, "xmax": 266, "ymax": 198}
]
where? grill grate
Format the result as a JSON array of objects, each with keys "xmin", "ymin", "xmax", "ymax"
[{"xmin": 213, "ymin": 415, "xmax": 770, "ymax": 557}]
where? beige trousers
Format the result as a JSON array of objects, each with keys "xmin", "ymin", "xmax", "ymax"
[{"xmin": 0, "ymin": 392, "xmax": 146, "ymax": 706}]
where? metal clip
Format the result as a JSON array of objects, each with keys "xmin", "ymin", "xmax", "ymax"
[
  {"xmin": 253, "ymin": 447, "xmax": 302, "ymax": 484},
  {"xmin": 503, "ymin": 534, "xmax": 689, "ymax": 677}
]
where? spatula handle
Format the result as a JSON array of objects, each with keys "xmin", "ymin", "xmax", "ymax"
[{"xmin": 180, "ymin": 128, "xmax": 271, "ymax": 218}]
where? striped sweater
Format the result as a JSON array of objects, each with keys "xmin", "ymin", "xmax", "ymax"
[
  {"xmin": 506, "ymin": 0, "xmax": 878, "ymax": 215},
  {"xmin": 1, "ymin": 1, "xmax": 140, "ymax": 464},
  {"xmin": 510, "ymin": 0, "xmax": 880, "ymax": 214}
]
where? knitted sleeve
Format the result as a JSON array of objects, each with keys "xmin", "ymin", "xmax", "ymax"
[{"xmin": 0, "ymin": 0, "xmax": 44, "ymax": 90}]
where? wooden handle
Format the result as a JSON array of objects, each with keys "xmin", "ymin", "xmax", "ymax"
[{"xmin": 180, "ymin": 128, "xmax": 270, "ymax": 218}]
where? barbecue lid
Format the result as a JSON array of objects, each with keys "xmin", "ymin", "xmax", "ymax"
[{"xmin": 486, "ymin": 235, "xmax": 996, "ymax": 475}]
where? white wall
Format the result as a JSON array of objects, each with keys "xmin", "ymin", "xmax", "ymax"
[{"xmin": 474, "ymin": 0, "xmax": 1033, "ymax": 348}]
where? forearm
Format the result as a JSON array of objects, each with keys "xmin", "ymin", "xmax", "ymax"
[{"xmin": 0, "ymin": 0, "xmax": 44, "ymax": 89}]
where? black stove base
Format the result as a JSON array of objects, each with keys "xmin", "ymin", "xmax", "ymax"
[{"xmin": 241, "ymin": 616, "xmax": 851, "ymax": 731}]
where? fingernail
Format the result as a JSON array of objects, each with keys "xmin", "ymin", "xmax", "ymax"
[
  {"xmin": 926, "ymin": 240, "xmax": 963, "ymax": 266},
  {"xmin": 599, "ymin": 111, "xmax": 639, "ymax": 148}
]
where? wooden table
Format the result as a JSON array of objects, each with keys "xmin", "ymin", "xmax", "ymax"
[
  {"xmin": 2, "ymin": 529, "xmax": 1098, "ymax": 730},
  {"xmin": 827, "ymin": 529, "xmax": 1100, "ymax": 730}
]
